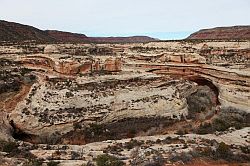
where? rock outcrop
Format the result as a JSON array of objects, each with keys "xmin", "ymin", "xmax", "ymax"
[
  {"xmin": 20, "ymin": 55, "xmax": 122, "ymax": 75},
  {"xmin": 0, "ymin": 39, "xmax": 249, "ymax": 165}
]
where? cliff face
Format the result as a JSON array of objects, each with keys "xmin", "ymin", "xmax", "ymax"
[{"xmin": 187, "ymin": 26, "xmax": 250, "ymax": 40}]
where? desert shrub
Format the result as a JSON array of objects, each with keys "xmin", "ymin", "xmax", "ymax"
[
  {"xmin": 73, "ymin": 122, "xmax": 82, "ymax": 130},
  {"xmin": 87, "ymin": 123, "xmax": 104, "ymax": 136},
  {"xmin": 65, "ymin": 91, "xmax": 74, "ymax": 98},
  {"xmin": 47, "ymin": 161, "xmax": 60, "ymax": 166},
  {"xmin": 85, "ymin": 161, "xmax": 95, "ymax": 166},
  {"xmin": 20, "ymin": 68, "xmax": 33, "ymax": 76},
  {"xmin": 214, "ymin": 142, "xmax": 231, "ymax": 159},
  {"xmin": 212, "ymin": 118, "xmax": 229, "ymax": 131},
  {"xmin": 240, "ymin": 146, "xmax": 250, "ymax": 154},
  {"xmin": 169, "ymin": 152, "xmax": 193, "ymax": 163},
  {"xmin": 95, "ymin": 154, "xmax": 124, "ymax": 166},
  {"xmin": 196, "ymin": 122, "xmax": 213, "ymax": 134},
  {"xmin": 155, "ymin": 139, "xmax": 162, "ymax": 144},
  {"xmin": 24, "ymin": 159, "xmax": 43, "ymax": 166},
  {"xmin": 143, "ymin": 162, "xmax": 162, "ymax": 166},
  {"xmin": 196, "ymin": 107, "xmax": 249, "ymax": 134},
  {"xmin": 71, "ymin": 151, "xmax": 81, "ymax": 160},
  {"xmin": 212, "ymin": 107, "xmax": 249, "ymax": 131},
  {"xmin": 0, "ymin": 140, "xmax": 7, "ymax": 151},
  {"xmin": 186, "ymin": 86, "xmax": 213, "ymax": 119},
  {"xmin": 199, "ymin": 142, "xmax": 231, "ymax": 160},
  {"xmin": 199, "ymin": 146, "xmax": 213, "ymax": 157},
  {"xmin": 29, "ymin": 74, "xmax": 37, "ymax": 81},
  {"xmin": 104, "ymin": 144, "xmax": 123, "ymax": 154},
  {"xmin": 124, "ymin": 139, "xmax": 143, "ymax": 149},
  {"xmin": 176, "ymin": 129, "xmax": 188, "ymax": 135},
  {"xmin": 142, "ymin": 154, "xmax": 165, "ymax": 166},
  {"xmin": 0, "ymin": 140, "xmax": 37, "ymax": 159},
  {"xmin": 151, "ymin": 153, "xmax": 165, "ymax": 165},
  {"xmin": 196, "ymin": 142, "xmax": 249, "ymax": 162},
  {"xmin": 220, "ymin": 107, "xmax": 248, "ymax": 126},
  {"xmin": 127, "ymin": 129, "xmax": 136, "ymax": 138},
  {"xmin": 1, "ymin": 141, "xmax": 19, "ymax": 153}
]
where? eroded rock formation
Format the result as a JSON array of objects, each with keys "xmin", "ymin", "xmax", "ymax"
[{"xmin": 0, "ymin": 40, "xmax": 249, "ymax": 165}]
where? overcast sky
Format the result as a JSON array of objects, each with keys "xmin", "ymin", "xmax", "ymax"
[{"xmin": 0, "ymin": 0, "xmax": 250, "ymax": 39}]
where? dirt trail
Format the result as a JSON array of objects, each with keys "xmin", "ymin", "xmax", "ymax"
[{"xmin": 4, "ymin": 84, "xmax": 31, "ymax": 112}]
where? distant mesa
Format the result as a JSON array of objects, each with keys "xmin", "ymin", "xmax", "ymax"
[
  {"xmin": 89, "ymin": 36, "xmax": 157, "ymax": 43},
  {"xmin": 0, "ymin": 20, "xmax": 157, "ymax": 43},
  {"xmin": 1, "ymin": 20, "xmax": 249, "ymax": 42},
  {"xmin": 45, "ymin": 30, "xmax": 88, "ymax": 42},
  {"xmin": 0, "ymin": 20, "xmax": 55, "ymax": 42},
  {"xmin": 187, "ymin": 26, "xmax": 250, "ymax": 40}
]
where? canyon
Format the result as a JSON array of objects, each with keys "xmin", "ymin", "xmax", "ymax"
[
  {"xmin": 0, "ymin": 39, "xmax": 249, "ymax": 166},
  {"xmin": 0, "ymin": 22, "xmax": 249, "ymax": 166}
]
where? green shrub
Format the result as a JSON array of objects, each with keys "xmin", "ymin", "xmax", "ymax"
[
  {"xmin": 216, "ymin": 142, "xmax": 231, "ymax": 159},
  {"xmin": 73, "ymin": 122, "xmax": 82, "ymax": 130},
  {"xmin": 197, "ymin": 142, "xmax": 249, "ymax": 162},
  {"xmin": 2, "ymin": 141, "xmax": 18, "ymax": 153},
  {"xmin": 196, "ymin": 107, "xmax": 249, "ymax": 134},
  {"xmin": 200, "ymin": 146, "xmax": 213, "ymax": 157},
  {"xmin": 186, "ymin": 86, "xmax": 213, "ymax": 119},
  {"xmin": 196, "ymin": 122, "xmax": 213, "ymax": 134},
  {"xmin": 169, "ymin": 152, "xmax": 193, "ymax": 163},
  {"xmin": 127, "ymin": 129, "xmax": 136, "ymax": 138},
  {"xmin": 240, "ymin": 146, "xmax": 250, "ymax": 154},
  {"xmin": 88, "ymin": 123, "xmax": 104, "ymax": 136},
  {"xmin": 212, "ymin": 107, "xmax": 248, "ymax": 132},
  {"xmin": 47, "ymin": 161, "xmax": 60, "ymax": 166},
  {"xmin": 24, "ymin": 159, "xmax": 43, "ymax": 166},
  {"xmin": 124, "ymin": 139, "xmax": 143, "ymax": 149},
  {"xmin": 95, "ymin": 154, "xmax": 124, "ymax": 166},
  {"xmin": 176, "ymin": 129, "xmax": 188, "ymax": 135},
  {"xmin": 212, "ymin": 118, "xmax": 229, "ymax": 131}
]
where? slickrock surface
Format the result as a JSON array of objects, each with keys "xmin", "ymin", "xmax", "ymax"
[{"xmin": 0, "ymin": 40, "xmax": 249, "ymax": 165}]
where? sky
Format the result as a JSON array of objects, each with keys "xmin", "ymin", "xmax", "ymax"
[{"xmin": 0, "ymin": 0, "xmax": 250, "ymax": 40}]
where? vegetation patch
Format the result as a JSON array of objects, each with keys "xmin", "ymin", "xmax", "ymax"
[
  {"xmin": 95, "ymin": 154, "xmax": 124, "ymax": 166},
  {"xmin": 186, "ymin": 86, "xmax": 215, "ymax": 119},
  {"xmin": 47, "ymin": 161, "xmax": 60, "ymax": 166},
  {"xmin": 197, "ymin": 107, "xmax": 249, "ymax": 134}
]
